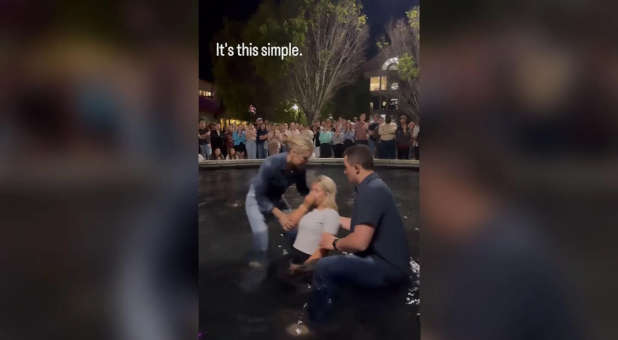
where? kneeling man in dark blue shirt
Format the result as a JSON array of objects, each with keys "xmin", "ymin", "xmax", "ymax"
[{"xmin": 310, "ymin": 145, "xmax": 411, "ymax": 324}]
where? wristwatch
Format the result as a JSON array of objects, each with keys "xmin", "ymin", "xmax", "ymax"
[{"xmin": 332, "ymin": 238, "xmax": 340, "ymax": 251}]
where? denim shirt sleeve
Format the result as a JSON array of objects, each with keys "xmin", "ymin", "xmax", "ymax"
[{"xmin": 253, "ymin": 158, "xmax": 276, "ymax": 213}]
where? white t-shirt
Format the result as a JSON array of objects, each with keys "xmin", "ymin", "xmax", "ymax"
[
  {"xmin": 412, "ymin": 125, "xmax": 420, "ymax": 146},
  {"xmin": 293, "ymin": 208, "xmax": 340, "ymax": 255}
]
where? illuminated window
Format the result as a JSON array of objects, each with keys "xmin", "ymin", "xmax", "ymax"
[
  {"xmin": 370, "ymin": 77, "xmax": 381, "ymax": 91},
  {"xmin": 380, "ymin": 76, "xmax": 388, "ymax": 91},
  {"xmin": 205, "ymin": 91, "xmax": 212, "ymax": 97}
]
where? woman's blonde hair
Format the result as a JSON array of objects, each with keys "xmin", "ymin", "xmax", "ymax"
[
  {"xmin": 313, "ymin": 175, "xmax": 338, "ymax": 211},
  {"xmin": 287, "ymin": 135, "xmax": 314, "ymax": 154}
]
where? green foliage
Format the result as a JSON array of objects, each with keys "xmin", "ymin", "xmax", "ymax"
[
  {"xmin": 331, "ymin": 77, "xmax": 370, "ymax": 118},
  {"xmin": 271, "ymin": 100, "xmax": 307, "ymax": 123},
  {"xmin": 287, "ymin": 0, "xmax": 369, "ymax": 122},
  {"xmin": 376, "ymin": 34, "xmax": 390, "ymax": 50},
  {"xmin": 211, "ymin": 0, "xmax": 303, "ymax": 120},
  {"xmin": 210, "ymin": 0, "xmax": 368, "ymax": 123},
  {"xmin": 398, "ymin": 53, "xmax": 419, "ymax": 81},
  {"xmin": 406, "ymin": 6, "xmax": 420, "ymax": 41}
]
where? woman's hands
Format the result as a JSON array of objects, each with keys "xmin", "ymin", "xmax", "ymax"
[
  {"xmin": 273, "ymin": 207, "xmax": 294, "ymax": 230},
  {"xmin": 274, "ymin": 192, "xmax": 318, "ymax": 232},
  {"xmin": 278, "ymin": 214, "xmax": 295, "ymax": 231}
]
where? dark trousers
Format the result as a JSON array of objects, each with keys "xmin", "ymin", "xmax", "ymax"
[
  {"xmin": 333, "ymin": 144, "xmax": 345, "ymax": 158},
  {"xmin": 256, "ymin": 143, "xmax": 267, "ymax": 159},
  {"xmin": 319, "ymin": 143, "xmax": 333, "ymax": 158},
  {"xmin": 397, "ymin": 146, "xmax": 410, "ymax": 159},
  {"xmin": 378, "ymin": 140, "xmax": 396, "ymax": 159},
  {"xmin": 234, "ymin": 143, "xmax": 246, "ymax": 154},
  {"xmin": 309, "ymin": 254, "xmax": 407, "ymax": 323}
]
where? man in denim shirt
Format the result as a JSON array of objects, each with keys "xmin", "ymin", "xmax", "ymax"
[{"xmin": 244, "ymin": 136, "xmax": 314, "ymax": 272}]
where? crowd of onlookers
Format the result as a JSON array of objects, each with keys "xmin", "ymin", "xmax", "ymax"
[{"xmin": 198, "ymin": 113, "xmax": 420, "ymax": 161}]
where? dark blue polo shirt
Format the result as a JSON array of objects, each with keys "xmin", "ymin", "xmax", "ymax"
[
  {"xmin": 351, "ymin": 172, "xmax": 410, "ymax": 274},
  {"xmin": 251, "ymin": 153, "xmax": 310, "ymax": 213}
]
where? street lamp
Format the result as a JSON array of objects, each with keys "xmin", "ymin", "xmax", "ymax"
[{"xmin": 291, "ymin": 104, "xmax": 299, "ymax": 123}]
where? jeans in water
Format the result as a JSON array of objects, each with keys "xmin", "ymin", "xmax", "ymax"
[
  {"xmin": 309, "ymin": 254, "xmax": 407, "ymax": 323},
  {"xmin": 245, "ymin": 185, "xmax": 291, "ymax": 259}
]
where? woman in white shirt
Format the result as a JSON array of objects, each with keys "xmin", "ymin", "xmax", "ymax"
[{"xmin": 281, "ymin": 175, "xmax": 340, "ymax": 272}]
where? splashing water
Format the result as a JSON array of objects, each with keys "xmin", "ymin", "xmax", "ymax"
[
  {"xmin": 290, "ymin": 301, "xmax": 309, "ymax": 336},
  {"xmin": 406, "ymin": 257, "xmax": 421, "ymax": 306},
  {"xmin": 410, "ymin": 258, "xmax": 420, "ymax": 276}
]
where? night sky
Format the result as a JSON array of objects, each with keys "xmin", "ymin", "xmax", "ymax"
[{"xmin": 199, "ymin": 0, "xmax": 419, "ymax": 81}]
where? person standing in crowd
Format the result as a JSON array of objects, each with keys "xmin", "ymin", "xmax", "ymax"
[
  {"xmin": 343, "ymin": 120, "xmax": 355, "ymax": 152},
  {"xmin": 210, "ymin": 123, "xmax": 224, "ymax": 159},
  {"xmin": 245, "ymin": 124, "xmax": 257, "ymax": 159},
  {"xmin": 354, "ymin": 113, "xmax": 369, "ymax": 146},
  {"xmin": 312, "ymin": 123, "xmax": 321, "ymax": 158},
  {"xmin": 233, "ymin": 125, "xmax": 247, "ymax": 158},
  {"xmin": 198, "ymin": 119, "xmax": 211, "ymax": 159},
  {"xmin": 290, "ymin": 122, "xmax": 300, "ymax": 136},
  {"xmin": 396, "ymin": 114, "xmax": 412, "ymax": 159},
  {"xmin": 378, "ymin": 115, "xmax": 397, "ymax": 159},
  {"xmin": 223, "ymin": 125, "xmax": 234, "ymax": 159},
  {"xmin": 280, "ymin": 124, "xmax": 289, "ymax": 153},
  {"xmin": 256, "ymin": 122, "xmax": 268, "ymax": 159},
  {"xmin": 265, "ymin": 122, "xmax": 273, "ymax": 156},
  {"xmin": 319, "ymin": 122, "xmax": 334, "ymax": 158},
  {"xmin": 368, "ymin": 114, "xmax": 380, "ymax": 157},
  {"xmin": 307, "ymin": 145, "xmax": 410, "ymax": 327},
  {"xmin": 268, "ymin": 126, "xmax": 281, "ymax": 156},
  {"xmin": 302, "ymin": 124, "xmax": 314, "ymax": 142},
  {"xmin": 332, "ymin": 125, "xmax": 345, "ymax": 158},
  {"xmin": 411, "ymin": 121, "xmax": 420, "ymax": 160},
  {"xmin": 337, "ymin": 117, "xmax": 346, "ymax": 131}
]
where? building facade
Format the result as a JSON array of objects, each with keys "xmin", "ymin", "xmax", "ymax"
[
  {"xmin": 199, "ymin": 79, "xmax": 221, "ymax": 122},
  {"xmin": 364, "ymin": 53, "xmax": 402, "ymax": 117}
]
